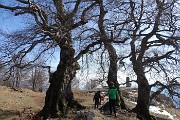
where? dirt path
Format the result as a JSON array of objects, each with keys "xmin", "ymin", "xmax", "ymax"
[
  {"xmin": 72, "ymin": 88, "xmax": 138, "ymax": 120},
  {"xmin": 69, "ymin": 106, "xmax": 137, "ymax": 120}
]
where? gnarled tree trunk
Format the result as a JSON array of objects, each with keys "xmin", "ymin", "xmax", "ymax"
[
  {"xmin": 105, "ymin": 43, "xmax": 118, "ymax": 86},
  {"xmin": 97, "ymin": 0, "xmax": 128, "ymax": 110},
  {"xmin": 133, "ymin": 75, "xmax": 152, "ymax": 119},
  {"xmin": 132, "ymin": 63, "xmax": 154, "ymax": 120},
  {"xmin": 36, "ymin": 38, "xmax": 84, "ymax": 119}
]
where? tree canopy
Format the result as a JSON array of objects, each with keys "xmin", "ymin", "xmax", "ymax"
[{"xmin": 0, "ymin": 0, "xmax": 180, "ymax": 119}]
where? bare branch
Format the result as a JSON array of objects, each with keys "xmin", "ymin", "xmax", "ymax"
[
  {"xmin": 74, "ymin": 40, "xmax": 103, "ymax": 61},
  {"xmin": 71, "ymin": 1, "xmax": 98, "ymax": 29}
]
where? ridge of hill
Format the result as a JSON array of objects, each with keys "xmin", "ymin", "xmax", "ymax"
[{"xmin": 0, "ymin": 86, "xmax": 179, "ymax": 120}]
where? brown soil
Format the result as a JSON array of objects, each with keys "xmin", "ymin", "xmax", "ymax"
[{"xmin": 0, "ymin": 86, "xmax": 179, "ymax": 120}]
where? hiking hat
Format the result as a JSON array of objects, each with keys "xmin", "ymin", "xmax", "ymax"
[{"xmin": 109, "ymin": 81, "xmax": 114, "ymax": 86}]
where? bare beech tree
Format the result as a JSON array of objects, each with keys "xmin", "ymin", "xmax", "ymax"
[
  {"xmin": 116, "ymin": 0, "xmax": 180, "ymax": 119},
  {"xmin": 0, "ymin": 0, "xmax": 101, "ymax": 119},
  {"xmin": 1, "ymin": 0, "xmax": 179, "ymax": 120},
  {"xmin": 30, "ymin": 65, "xmax": 48, "ymax": 92},
  {"xmin": 96, "ymin": 0, "xmax": 129, "ymax": 109}
]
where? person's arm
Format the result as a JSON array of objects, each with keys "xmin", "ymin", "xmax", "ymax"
[
  {"xmin": 116, "ymin": 89, "xmax": 119, "ymax": 100},
  {"xmin": 99, "ymin": 94, "xmax": 101, "ymax": 103},
  {"xmin": 117, "ymin": 89, "xmax": 119, "ymax": 95}
]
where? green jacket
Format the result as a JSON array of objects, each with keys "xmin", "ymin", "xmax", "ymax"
[{"xmin": 108, "ymin": 86, "xmax": 119, "ymax": 99}]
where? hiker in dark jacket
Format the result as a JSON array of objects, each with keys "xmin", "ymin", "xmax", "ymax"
[
  {"xmin": 108, "ymin": 81, "xmax": 119, "ymax": 117},
  {"xmin": 93, "ymin": 91, "xmax": 101, "ymax": 109}
]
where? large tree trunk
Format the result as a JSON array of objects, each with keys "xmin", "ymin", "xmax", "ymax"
[
  {"xmin": 133, "ymin": 75, "xmax": 153, "ymax": 119},
  {"xmin": 105, "ymin": 43, "xmax": 128, "ymax": 110},
  {"xmin": 132, "ymin": 65, "xmax": 154, "ymax": 120},
  {"xmin": 96, "ymin": 0, "xmax": 127, "ymax": 110},
  {"xmin": 105, "ymin": 43, "xmax": 118, "ymax": 85},
  {"xmin": 35, "ymin": 43, "xmax": 84, "ymax": 119}
]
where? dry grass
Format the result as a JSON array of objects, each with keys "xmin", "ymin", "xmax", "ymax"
[
  {"xmin": 0, "ymin": 86, "xmax": 45, "ymax": 120},
  {"xmin": 166, "ymin": 108, "xmax": 180, "ymax": 120},
  {"xmin": 0, "ymin": 86, "xmax": 179, "ymax": 120},
  {"xmin": 73, "ymin": 88, "xmax": 94, "ymax": 108}
]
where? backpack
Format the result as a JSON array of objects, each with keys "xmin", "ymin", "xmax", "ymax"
[{"xmin": 94, "ymin": 93, "xmax": 100, "ymax": 99}]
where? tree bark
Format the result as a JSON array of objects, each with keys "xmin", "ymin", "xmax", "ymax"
[
  {"xmin": 105, "ymin": 43, "xmax": 118, "ymax": 86},
  {"xmin": 105, "ymin": 43, "xmax": 128, "ymax": 110},
  {"xmin": 133, "ymin": 76, "xmax": 152, "ymax": 119},
  {"xmin": 132, "ymin": 64, "xmax": 154, "ymax": 120},
  {"xmin": 97, "ymin": 0, "xmax": 128, "ymax": 110},
  {"xmin": 35, "ymin": 41, "xmax": 84, "ymax": 119}
]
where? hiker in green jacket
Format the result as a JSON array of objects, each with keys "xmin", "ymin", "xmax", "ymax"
[{"xmin": 108, "ymin": 81, "xmax": 119, "ymax": 117}]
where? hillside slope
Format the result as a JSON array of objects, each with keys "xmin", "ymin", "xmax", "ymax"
[
  {"xmin": 0, "ymin": 86, "xmax": 45, "ymax": 120},
  {"xmin": 0, "ymin": 86, "xmax": 179, "ymax": 120}
]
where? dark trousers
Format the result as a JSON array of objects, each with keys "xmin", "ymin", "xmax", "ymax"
[
  {"xmin": 94, "ymin": 99, "xmax": 100, "ymax": 108},
  {"xmin": 109, "ymin": 99, "xmax": 116, "ymax": 114}
]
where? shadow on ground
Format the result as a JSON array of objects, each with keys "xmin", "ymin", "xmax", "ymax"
[{"xmin": 0, "ymin": 109, "xmax": 17, "ymax": 119}]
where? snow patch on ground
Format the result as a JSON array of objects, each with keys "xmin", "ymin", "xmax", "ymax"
[
  {"xmin": 129, "ymin": 101, "xmax": 178, "ymax": 120},
  {"xmin": 149, "ymin": 106, "xmax": 178, "ymax": 120}
]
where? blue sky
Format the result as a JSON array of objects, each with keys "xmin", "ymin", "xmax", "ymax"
[
  {"xmin": 0, "ymin": 3, "xmax": 158, "ymax": 87},
  {"xmin": 0, "ymin": 9, "xmax": 26, "ymax": 32},
  {"xmin": 0, "ymin": 8, "xmax": 60, "ymax": 71},
  {"xmin": 1, "ymin": 0, "xmax": 179, "ymax": 88}
]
